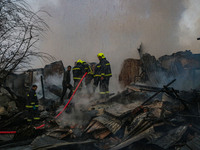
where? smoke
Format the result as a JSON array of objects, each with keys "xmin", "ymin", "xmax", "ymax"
[
  {"xmin": 45, "ymin": 74, "xmax": 63, "ymax": 87},
  {"xmin": 32, "ymin": 74, "xmax": 43, "ymax": 99},
  {"xmin": 26, "ymin": 0, "xmax": 200, "ymax": 92},
  {"xmin": 56, "ymin": 96, "xmax": 95, "ymax": 128},
  {"xmin": 33, "ymin": 73, "xmax": 63, "ymax": 100},
  {"xmin": 179, "ymin": 0, "xmax": 200, "ymax": 52}
]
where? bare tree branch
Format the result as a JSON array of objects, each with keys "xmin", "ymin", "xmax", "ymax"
[{"xmin": 0, "ymin": 0, "xmax": 54, "ymax": 83}]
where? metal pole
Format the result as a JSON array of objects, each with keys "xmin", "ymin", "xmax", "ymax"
[{"xmin": 40, "ymin": 75, "xmax": 45, "ymax": 99}]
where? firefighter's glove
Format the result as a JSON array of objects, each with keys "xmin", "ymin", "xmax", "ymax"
[{"xmin": 33, "ymin": 106, "xmax": 36, "ymax": 110}]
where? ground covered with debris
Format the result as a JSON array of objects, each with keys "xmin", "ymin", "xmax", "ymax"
[{"xmin": 1, "ymin": 81, "xmax": 200, "ymax": 150}]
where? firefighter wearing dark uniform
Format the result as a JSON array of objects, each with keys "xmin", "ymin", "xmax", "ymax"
[
  {"xmin": 72, "ymin": 59, "xmax": 84, "ymax": 91},
  {"xmin": 97, "ymin": 53, "xmax": 112, "ymax": 98},
  {"xmin": 60, "ymin": 65, "xmax": 73, "ymax": 104},
  {"xmin": 26, "ymin": 85, "xmax": 40, "ymax": 124},
  {"xmin": 82, "ymin": 61, "xmax": 93, "ymax": 94},
  {"xmin": 93, "ymin": 62, "xmax": 101, "ymax": 93}
]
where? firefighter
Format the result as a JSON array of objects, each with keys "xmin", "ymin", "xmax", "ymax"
[
  {"xmin": 72, "ymin": 59, "xmax": 85, "ymax": 91},
  {"xmin": 60, "ymin": 65, "xmax": 73, "ymax": 104},
  {"xmin": 93, "ymin": 62, "xmax": 101, "ymax": 93},
  {"xmin": 26, "ymin": 85, "xmax": 40, "ymax": 124},
  {"xmin": 82, "ymin": 61, "xmax": 94, "ymax": 95},
  {"xmin": 97, "ymin": 53, "xmax": 112, "ymax": 98}
]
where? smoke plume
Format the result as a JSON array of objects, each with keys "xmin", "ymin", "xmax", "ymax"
[{"xmin": 27, "ymin": 0, "xmax": 200, "ymax": 92}]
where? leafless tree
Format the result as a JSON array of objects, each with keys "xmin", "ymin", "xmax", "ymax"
[{"xmin": 0, "ymin": 0, "xmax": 54, "ymax": 84}]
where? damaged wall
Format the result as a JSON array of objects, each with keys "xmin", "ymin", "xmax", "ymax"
[
  {"xmin": 43, "ymin": 61, "xmax": 64, "ymax": 79},
  {"xmin": 159, "ymin": 50, "xmax": 200, "ymax": 72},
  {"xmin": 158, "ymin": 50, "xmax": 200, "ymax": 89},
  {"xmin": 119, "ymin": 59, "xmax": 141, "ymax": 87},
  {"xmin": 4, "ymin": 61, "xmax": 65, "ymax": 97},
  {"xmin": 25, "ymin": 68, "xmax": 44, "ymax": 92},
  {"xmin": 119, "ymin": 50, "xmax": 200, "ymax": 90}
]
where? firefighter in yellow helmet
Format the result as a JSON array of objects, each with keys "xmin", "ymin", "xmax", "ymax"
[
  {"xmin": 72, "ymin": 59, "xmax": 84, "ymax": 91},
  {"xmin": 97, "ymin": 53, "xmax": 112, "ymax": 98}
]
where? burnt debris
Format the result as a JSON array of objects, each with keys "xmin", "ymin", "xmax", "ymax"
[{"xmin": 0, "ymin": 51, "xmax": 200, "ymax": 150}]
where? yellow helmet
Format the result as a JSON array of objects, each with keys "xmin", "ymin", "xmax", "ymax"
[
  {"xmin": 97, "ymin": 53, "xmax": 105, "ymax": 58},
  {"xmin": 76, "ymin": 59, "xmax": 83, "ymax": 63}
]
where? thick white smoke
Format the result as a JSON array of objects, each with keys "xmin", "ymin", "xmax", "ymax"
[{"xmin": 26, "ymin": 0, "xmax": 200, "ymax": 93}]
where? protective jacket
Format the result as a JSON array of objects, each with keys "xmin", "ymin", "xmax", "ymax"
[
  {"xmin": 83, "ymin": 62, "xmax": 93, "ymax": 75},
  {"xmin": 26, "ymin": 89, "xmax": 38, "ymax": 109},
  {"xmin": 99, "ymin": 58, "xmax": 112, "ymax": 78},
  {"xmin": 93, "ymin": 62, "xmax": 101, "ymax": 92},
  {"xmin": 94, "ymin": 63, "xmax": 101, "ymax": 78},
  {"xmin": 26, "ymin": 88, "xmax": 40, "ymax": 122},
  {"xmin": 72, "ymin": 62, "xmax": 84, "ymax": 80}
]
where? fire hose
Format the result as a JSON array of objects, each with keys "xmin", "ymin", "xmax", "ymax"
[{"xmin": 0, "ymin": 72, "xmax": 88, "ymax": 133}]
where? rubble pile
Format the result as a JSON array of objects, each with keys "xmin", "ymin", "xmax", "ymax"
[
  {"xmin": 1, "ymin": 81, "xmax": 200, "ymax": 149},
  {"xmin": 0, "ymin": 87, "xmax": 25, "ymax": 117},
  {"xmin": 0, "ymin": 51, "xmax": 200, "ymax": 149},
  {"xmin": 84, "ymin": 83, "xmax": 200, "ymax": 150}
]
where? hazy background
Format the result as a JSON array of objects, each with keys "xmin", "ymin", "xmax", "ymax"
[{"xmin": 26, "ymin": 0, "xmax": 200, "ymax": 91}]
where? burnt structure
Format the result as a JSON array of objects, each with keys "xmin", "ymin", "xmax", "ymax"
[{"xmin": 119, "ymin": 50, "xmax": 200, "ymax": 90}]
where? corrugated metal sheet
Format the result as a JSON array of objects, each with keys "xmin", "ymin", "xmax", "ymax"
[
  {"xmin": 85, "ymin": 120, "xmax": 95, "ymax": 131},
  {"xmin": 87, "ymin": 121, "xmax": 106, "ymax": 133},
  {"xmin": 93, "ymin": 115, "xmax": 122, "ymax": 134}
]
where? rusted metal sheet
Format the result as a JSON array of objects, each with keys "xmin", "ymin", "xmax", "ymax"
[
  {"xmin": 85, "ymin": 120, "xmax": 95, "ymax": 131},
  {"xmin": 93, "ymin": 130, "xmax": 111, "ymax": 139},
  {"xmin": 87, "ymin": 121, "xmax": 106, "ymax": 133},
  {"xmin": 93, "ymin": 115, "xmax": 122, "ymax": 134}
]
